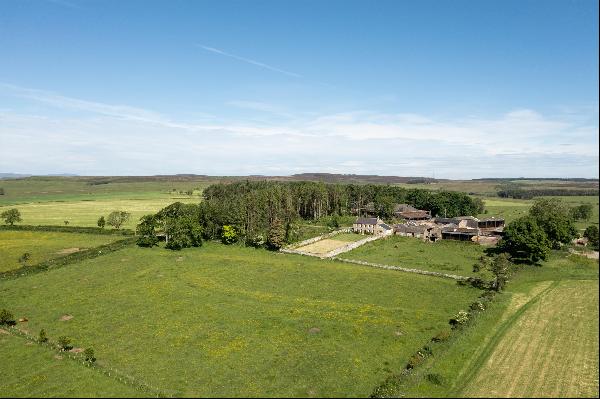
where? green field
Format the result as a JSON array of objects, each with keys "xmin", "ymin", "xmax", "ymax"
[
  {"xmin": 0, "ymin": 230, "xmax": 120, "ymax": 272},
  {"xmin": 0, "ymin": 242, "xmax": 480, "ymax": 397},
  {"xmin": 0, "ymin": 198, "xmax": 198, "ymax": 230},
  {"xmin": 386, "ymin": 252, "xmax": 599, "ymax": 398},
  {"xmin": 480, "ymin": 196, "xmax": 599, "ymax": 231},
  {"xmin": 342, "ymin": 235, "xmax": 486, "ymax": 277},
  {"xmin": 0, "ymin": 332, "xmax": 144, "ymax": 397}
]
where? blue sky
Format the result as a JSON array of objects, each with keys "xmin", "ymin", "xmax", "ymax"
[{"xmin": 0, "ymin": 0, "xmax": 598, "ymax": 178}]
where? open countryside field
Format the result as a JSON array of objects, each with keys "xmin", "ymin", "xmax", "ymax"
[
  {"xmin": 295, "ymin": 233, "xmax": 365, "ymax": 255},
  {"xmin": 0, "ymin": 332, "xmax": 144, "ymax": 397},
  {"xmin": 0, "ymin": 230, "xmax": 121, "ymax": 272},
  {"xmin": 479, "ymin": 195, "xmax": 599, "ymax": 231},
  {"xmin": 342, "ymin": 235, "xmax": 485, "ymax": 277},
  {"xmin": 0, "ymin": 198, "xmax": 199, "ymax": 230},
  {"xmin": 462, "ymin": 279, "xmax": 599, "ymax": 398},
  {"xmin": 0, "ymin": 177, "xmax": 212, "ymax": 205},
  {"xmin": 389, "ymin": 253, "xmax": 599, "ymax": 398},
  {"xmin": 0, "ymin": 242, "xmax": 481, "ymax": 397}
]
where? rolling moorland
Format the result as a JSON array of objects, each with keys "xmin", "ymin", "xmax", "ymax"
[{"xmin": 0, "ymin": 175, "xmax": 598, "ymax": 397}]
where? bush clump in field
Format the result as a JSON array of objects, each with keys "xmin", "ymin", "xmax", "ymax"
[
  {"xmin": 106, "ymin": 211, "xmax": 131, "ymax": 229},
  {"xmin": 584, "ymin": 225, "xmax": 599, "ymax": 251},
  {"xmin": 431, "ymin": 329, "xmax": 451, "ymax": 343},
  {"xmin": 97, "ymin": 216, "xmax": 106, "ymax": 229},
  {"xmin": 469, "ymin": 301, "xmax": 486, "ymax": 312},
  {"xmin": 426, "ymin": 373, "xmax": 445, "ymax": 386},
  {"xmin": 247, "ymin": 234, "xmax": 265, "ymax": 248},
  {"xmin": 1, "ymin": 208, "xmax": 22, "ymax": 226},
  {"xmin": 0, "ymin": 309, "xmax": 16, "ymax": 326},
  {"xmin": 18, "ymin": 252, "xmax": 31, "ymax": 265},
  {"xmin": 39, "ymin": 328, "xmax": 48, "ymax": 343},
  {"xmin": 136, "ymin": 215, "xmax": 159, "ymax": 247},
  {"xmin": 84, "ymin": 347, "xmax": 96, "ymax": 363},
  {"xmin": 449, "ymin": 310, "xmax": 470, "ymax": 329},
  {"xmin": 57, "ymin": 336, "xmax": 73, "ymax": 351}
]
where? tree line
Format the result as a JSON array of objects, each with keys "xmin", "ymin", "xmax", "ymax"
[
  {"xmin": 496, "ymin": 184, "xmax": 598, "ymax": 199},
  {"xmin": 136, "ymin": 181, "xmax": 484, "ymax": 250}
]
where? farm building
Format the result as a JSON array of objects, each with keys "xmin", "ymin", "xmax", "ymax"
[
  {"xmin": 441, "ymin": 226, "xmax": 480, "ymax": 241},
  {"xmin": 394, "ymin": 223, "xmax": 440, "ymax": 241},
  {"xmin": 394, "ymin": 204, "xmax": 431, "ymax": 220},
  {"xmin": 478, "ymin": 217, "xmax": 505, "ymax": 230},
  {"xmin": 353, "ymin": 217, "xmax": 393, "ymax": 235}
]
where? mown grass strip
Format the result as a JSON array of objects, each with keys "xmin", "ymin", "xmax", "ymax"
[
  {"xmin": 0, "ymin": 237, "xmax": 136, "ymax": 280},
  {"xmin": 450, "ymin": 280, "xmax": 560, "ymax": 396}
]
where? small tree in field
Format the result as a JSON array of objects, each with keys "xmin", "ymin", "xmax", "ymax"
[
  {"xmin": 0, "ymin": 309, "xmax": 16, "ymax": 326},
  {"xmin": 136, "ymin": 215, "xmax": 159, "ymax": 247},
  {"xmin": 1, "ymin": 208, "xmax": 22, "ymax": 225},
  {"xmin": 0, "ymin": 187, "xmax": 4, "ymax": 195},
  {"xmin": 63, "ymin": 220, "xmax": 69, "ymax": 226},
  {"xmin": 106, "ymin": 211, "xmax": 130, "ymax": 229},
  {"xmin": 473, "ymin": 253, "xmax": 513, "ymax": 291},
  {"xmin": 584, "ymin": 225, "xmax": 599, "ymax": 251},
  {"xmin": 58, "ymin": 336, "xmax": 72, "ymax": 351},
  {"xmin": 497, "ymin": 216, "xmax": 550, "ymax": 263},
  {"xmin": 84, "ymin": 347, "xmax": 96, "ymax": 363},
  {"xmin": 571, "ymin": 203, "xmax": 593, "ymax": 221},
  {"xmin": 97, "ymin": 216, "xmax": 106, "ymax": 229},
  {"xmin": 39, "ymin": 328, "xmax": 48, "ymax": 343}
]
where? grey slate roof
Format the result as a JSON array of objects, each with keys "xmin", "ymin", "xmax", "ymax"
[{"xmin": 355, "ymin": 217, "xmax": 378, "ymax": 225}]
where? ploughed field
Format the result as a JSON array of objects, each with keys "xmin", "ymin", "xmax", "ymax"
[
  {"xmin": 0, "ymin": 230, "xmax": 120, "ymax": 272},
  {"xmin": 0, "ymin": 242, "xmax": 480, "ymax": 397}
]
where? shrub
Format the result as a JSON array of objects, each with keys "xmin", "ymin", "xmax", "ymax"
[
  {"xmin": 247, "ymin": 234, "xmax": 266, "ymax": 248},
  {"xmin": 449, "ymin": 310, "xmax": 470, "ymax": 329},
  {"xmin": 0, "ymin": 309, "xmax": 16, "ymax": 326},
  {"xmin": 406, "ymin": 352, "xmax": 426, "ymax": 369},
  {"xmin": 18, "ymin": 252, "xmax": 31, "ymax": 265},
  {"xmin": 84, "ymin": 347, "xmax": 96, "ymax": 363},
  {"xmin": 426, "ymin": 373, "xmax": 445, "ymax": 386},
  {"xmin": 39, "ymin": 328, "xmax": 48, "ymax": 343},
  {"xmin": 57, "ymin": 336, "xmax": 73, "ymax": 351},
  {"xmin": 584, "ymin": 225, "xmax": 599, "ymax": 251},
  {"xmin": 469, "ymin": 301, "xmax": 486, "ymax": 312},
  {"xmin": 97, "ymin": 216, "xmax": 106, "ymax": 229},
  {"xmin": 431, "ymin": 329, "xmax": 451, "ymax": 343},
  {"xmin": 221, "ymin": 225, "xmax": 238, "ymax": 244}
]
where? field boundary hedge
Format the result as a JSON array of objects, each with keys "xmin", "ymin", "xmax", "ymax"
[
  {"xmin": 0, "ymin": 224, "xmax": 134, "ymax": 235},
  {"xmin": 0, "ymin": 237, "xmax": 136, "ymax": 280}
]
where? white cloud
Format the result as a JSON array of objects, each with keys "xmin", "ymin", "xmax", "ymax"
[{"xmin": 0, "ymin": 84, "xmax": 597, "ymax": 178}]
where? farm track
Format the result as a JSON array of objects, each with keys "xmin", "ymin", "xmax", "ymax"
[{"xmin": 459, "ymin": 279, "xmax": 599, "ymax": 398}]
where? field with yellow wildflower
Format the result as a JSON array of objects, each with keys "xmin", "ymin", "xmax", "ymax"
[{"xmin": 0, "ymin": 242, "xmax": 480, "ymax": 397}]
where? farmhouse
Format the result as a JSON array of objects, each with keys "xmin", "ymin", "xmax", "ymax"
[{"xmin": 353, "ymin": 217, "xmax": 393, "ymax": 235}]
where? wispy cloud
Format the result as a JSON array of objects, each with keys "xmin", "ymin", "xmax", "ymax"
[
  {"xmin": 197, "ymin": 44, "xmax": 302, "ymax": 78},
  {"xmin": 0, "ymin": 83, "xmax": 597, "ymax": 178}
]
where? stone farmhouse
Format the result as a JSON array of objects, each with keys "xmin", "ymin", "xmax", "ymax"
[{"xmin": 353, "ymin": 217, "xmax": 393, "ymax": 235}]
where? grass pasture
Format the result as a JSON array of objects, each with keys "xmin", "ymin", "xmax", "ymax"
[
  {"xmin": 0, "ymin": 230, "xmax": 120, "ymax": 272},
  {"xmin": 342, "ymin": 235, "xmax": 485, "ymax": 277},
  {"xmin": 295, "ymin": 233, "xmax": 364, "ymax": 255},
  {"xmin": 462, "ymin": 279, "xmax": 599, "ymax": 398},
  {"xmin": 0, "ymin": 242, "xmax": 480, "ymax": 397},
  {"xmin": 0, "ymin": 197, "xmax": 198, "ymax": 230},
  {"xmin": 0, "ymin": 332, "xmax": 144, "ymax": 397},
  {"xmin": 386, "ymin": 253, "xmax": 599, "ymax": 398}
]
